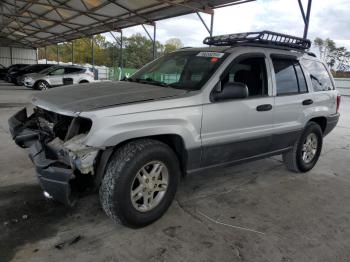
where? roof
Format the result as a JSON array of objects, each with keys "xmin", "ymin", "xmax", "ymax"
[{"xmin": 0, "ymin": 0, "xmax": 251, "ymax": 48}]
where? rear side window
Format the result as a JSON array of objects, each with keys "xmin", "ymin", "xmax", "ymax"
[
  {"xmin": 301, "ymin": 59, "xmax": 333, "ymax": 91},
  {"xmin": 65, "ymin": 67, "xmax": 84, "ymax": 74},
  {"xmin": 272, "ymin": 58, "xmax": 308, "ymax": 95}
]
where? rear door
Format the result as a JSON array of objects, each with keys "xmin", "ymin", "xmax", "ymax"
[
  {"xmin": 201, "ymin": 53, "xmax": 274, "ymax": 168},
  {"xmin": 300, "ymin": 59, "xmax": 337, "ymax": 115},
  {"xmin": 268, "ymin": 54, "xmax": 311, "ymax": 151},
  {"xmin": 64, "ymin": 67, "xmax": 83, "ymax": 83}
]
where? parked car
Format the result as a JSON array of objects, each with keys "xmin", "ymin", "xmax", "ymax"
[
  {"xmin": 9, "ymin": 31, "xmax": 340, "ymax": 228},
  {"xmin": 0, "ymin": 64, "xmax": 8, "ymax": 79},
  {"xmin": 9, "ymin": 64, "xmax": 54, "ymax": 85},
  {"xmin": 23, "ymin": 65, "xmax": 94, "ymax": 90},
  {"xmin": 5, "ymin": 64, "xmax": 31, "ymax": 82}
]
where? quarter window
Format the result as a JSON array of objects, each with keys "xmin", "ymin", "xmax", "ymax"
[
  {"xmin": 65, "ymin": 67, "xmax": 84, "ymax": 74},
  {"xmin": 301, "ymin": 59, "xmax": 333, "ymax": 91},
  {"xmin": 272, "ymin": 58, "xmax": 308, "ymax": 95}
]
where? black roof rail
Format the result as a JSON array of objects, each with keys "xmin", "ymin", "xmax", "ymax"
[{"xmin": 203, "ymin": 31, "xmax": 311, "ymax": 51}]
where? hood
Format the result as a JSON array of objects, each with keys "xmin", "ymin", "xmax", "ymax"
[{"xmin": 31, "ymin": 81, "xmax": 188, "ymax": 114}]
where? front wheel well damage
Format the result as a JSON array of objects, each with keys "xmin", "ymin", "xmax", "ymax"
[{"xmin": 94, "ymin": 134, "xmax": 188, "ymax": 188}]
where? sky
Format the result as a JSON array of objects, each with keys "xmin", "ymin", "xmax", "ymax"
[{"xmin": 104, "ymin": 0, "xmax": 350, "ymax": 50}]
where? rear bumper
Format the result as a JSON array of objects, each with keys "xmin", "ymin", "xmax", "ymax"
[
  {"xmin": 8, "ymin": 108, "xmax": 76, "ymax": 206},
  {"xmin": 324, "ymin": 113, "xmax": 340, "ymax": 136}
]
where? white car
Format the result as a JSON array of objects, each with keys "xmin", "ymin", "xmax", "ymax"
[
  {"xmin": 24, "ymin": 65, "xmax": 94, "ymax": 90},
  {"xmin": 9, "ymin": 31, "xmax": 340, "ymax": 228}
]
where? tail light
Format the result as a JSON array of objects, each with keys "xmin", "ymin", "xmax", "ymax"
[{"xmin": 336, "ymin": 95, "xmax": 341, "ymax": 113}]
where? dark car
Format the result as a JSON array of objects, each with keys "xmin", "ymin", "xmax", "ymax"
[
  {"xmin": 11, "ymin": 64, "xmax": 54, "ymax": 85},
  {"xmin": 0, "ymin": 64, "xmax": 7, "ymax": 80},
  {"xmin": 5, "ymin": 64, "xmax": 31, "ymax": 83}
]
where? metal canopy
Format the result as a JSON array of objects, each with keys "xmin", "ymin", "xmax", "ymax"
[{"xmin": 0, "ymin": 0, "xmax": 251, "ymax": 48}]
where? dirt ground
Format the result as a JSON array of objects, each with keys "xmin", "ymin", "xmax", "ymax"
[{"xmin": 1, "ymin": 81, "xmax": 350, "ymax": 262}]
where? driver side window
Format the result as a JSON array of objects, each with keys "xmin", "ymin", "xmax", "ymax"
[
  {"xmin": 50, "ymin": 68, "xmax": 64, "ymax": 75},
  {"xmin": 221, "ymin": 56, "xmax": 268, "ymax": 97}
]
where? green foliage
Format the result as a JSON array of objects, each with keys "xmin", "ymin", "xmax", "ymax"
[
  {"xmin": 38, "ymin": 34, "xmax": 184, "ymax": 69},
  {"xmin": 164, "ymin": 38, "xmax": 184, "ymax": 54},
  {"xmin": 313, "ymin": 37, "xmax": 350, "ymax": 72}
]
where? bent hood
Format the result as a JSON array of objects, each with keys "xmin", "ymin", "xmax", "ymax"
[{"xmin": 31, "ymin": 81, "xmax": 187, "ymax": 114}]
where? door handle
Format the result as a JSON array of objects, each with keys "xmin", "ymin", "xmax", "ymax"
[
  {"xmin": 256, "ymin": 104, "xmax": 272, "ymax": 111},
  {"xmin": 302, "ymin": 99, "xmax": 313, "ymax": 105}
]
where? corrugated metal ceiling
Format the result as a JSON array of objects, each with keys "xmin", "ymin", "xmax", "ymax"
[{"xmin": 0, "ymin": 0, "xmax": 252, "ymax": 48}]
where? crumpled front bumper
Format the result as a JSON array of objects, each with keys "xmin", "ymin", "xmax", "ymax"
[{"xmin": 8, "ymin": 108, "xmax": 76, "ymax": 206}]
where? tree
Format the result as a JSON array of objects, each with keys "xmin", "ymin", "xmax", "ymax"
[
  {"xmin": 123, "ymin": 33, "xmax": 163, "ymax": 68},
  {"xmin": 164, "ymin": 38, "xmax": 184, "ymax": 54},
  {"xmin": 313, "ymin": 37, "xmax": 350, "ymax": 72},
  {"xmin": 37, "ymin": 34, "xmax": 188, "ymax": 69}
]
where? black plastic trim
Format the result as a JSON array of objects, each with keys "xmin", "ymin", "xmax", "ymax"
[{"xmin": 324, "ymin": 113, "xmax": 340, "ymax": 136}]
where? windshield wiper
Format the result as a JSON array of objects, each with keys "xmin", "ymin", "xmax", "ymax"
[{"xmin": 134, "ymin": 78, "xmax": 170, "ymax": 87}]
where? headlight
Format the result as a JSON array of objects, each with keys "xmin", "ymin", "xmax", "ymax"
[{"xmin": 25, "ymin": 77, "xmax": 34, "ymax": 82}]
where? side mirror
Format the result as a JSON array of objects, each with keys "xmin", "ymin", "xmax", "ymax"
[{"xmin": 212, "ymin": 82, "xmax": 249, "ymax": 101}]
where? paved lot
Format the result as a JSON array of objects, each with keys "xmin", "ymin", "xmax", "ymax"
[{"xmin": 1, "ymin": 81, "xmax": 350, "ymax": 262}]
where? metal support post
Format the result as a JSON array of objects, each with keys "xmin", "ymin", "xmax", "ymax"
[
  {"xmin": 91, "ymin": 36, "xmax": 94, "ymax": 69},
  {"xmin": 196, "ymin": 11, "xmax": 214, "ymax": 36},
  {"xmin": 56, "ymin": 44, "xmax": 59, "ymax": 64},
  {"xmin": 142, "ymin": 23, "xmax": 157, "ymax": 60},
  {"xmin": 153, "ymin": 23, "xmax": 156, "ymax": 59},
  {"xmin": 298, "ymin": 0, "xmax": 312, "ymax": 39},
  {"xmin": 71, "ymin": 41, "xmax": 74, "ymax": 65},
  {"xmin": 45, "ymin": 46, "xmax": 47, "ymax": 64},
  {"xmin": 210, "ymin": 13, "xmax": 214, "ymax": 37}
]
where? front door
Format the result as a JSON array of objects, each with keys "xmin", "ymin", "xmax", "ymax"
[
  {"xmin": 48, "ymin": 67, "xmax": 65, "ymax": 86},
  {"xmin": 201, "ymin": 54, "xmax": 274, "ymax": 168}
]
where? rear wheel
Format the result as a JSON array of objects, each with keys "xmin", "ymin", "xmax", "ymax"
[
  {"xmin": 79, "ymin": 80, "xmax": 89, "ymax": 84},
  {"xmin": 36, "ymin": 80, "xmax": 49, "ymax": 90},
  {"xmin": 99, "ymin": 139, "xmax": 181, "ymax": 228},
  {"xmin": 283, "ymin": 122, "xmax": 323, "ymax": 172}
]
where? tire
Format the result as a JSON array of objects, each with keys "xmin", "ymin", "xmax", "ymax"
[
  {"xmin": 283, "ymin": 122, "xmax": 323, "ymax": 173},
  {"xmin": 35, "ymin": 80, "xmax": 49, "ymax": 90},
  {"xmin": 100, "ymin": 139, "xmax": 181, "ymax": 228},
  {"xmin": 79, "ymin": 80, "xmax": 89, "ymax": 84}
]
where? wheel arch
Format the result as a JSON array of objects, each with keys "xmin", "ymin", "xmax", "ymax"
[
  {"xmin": 308, "ymin": 116, "xmax": 327, "ymax": 133},
  {"xmin": 94, "ymin": 134, "xmax": 191, "ymax": 188}
]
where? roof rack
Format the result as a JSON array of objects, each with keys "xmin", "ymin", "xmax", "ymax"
[{"xmin": 203, "ymin": 31, "xmax": 311, "ymax": 50}]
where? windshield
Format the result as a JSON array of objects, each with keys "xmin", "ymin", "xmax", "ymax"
[
  {"xmin": 129, "ymin": 51, "xmax": 228, "ymax": 90},
  {"xmin": 39, "ymin": 65, "xmax": 56, "ymax": 74}
]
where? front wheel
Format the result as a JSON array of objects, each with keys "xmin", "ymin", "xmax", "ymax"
[
  {"xmin": 283, "ymin": 122, "xmax": 323, "ymax": 172},
  {"xmin": 99, "ymin": 139, "xmax": 181, "ymax": 228},
  {"xmin": 36, "ymin": 80, "xmax": 50, "ymax": 90}
]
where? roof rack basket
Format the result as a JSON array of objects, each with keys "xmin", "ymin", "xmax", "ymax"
[{"xmin": 203, "ymin": 31, "xmax": 311, "ymax": 50}]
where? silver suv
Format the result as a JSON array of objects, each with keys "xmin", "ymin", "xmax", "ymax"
[
  {"xmin": 9, "ymin": 31, "xmax": 340, "ymax": 228},
  {"xmin": 24, "ymin": 65, "xmax": 94, "ymax": 90}
]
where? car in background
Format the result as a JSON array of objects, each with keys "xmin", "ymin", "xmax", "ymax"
[
  {"xmin": 11, "ymin": 64, "xmax": 54, "ymax": 85},
  {"xmin": 24, "ymin": 65, "xmax": 94, "ymax": 90},
  {"xmin": 5, "ymin": 64, "xmax": 31, "ymax": 82},
  {"xmin": 0, "ymin": 64, "xmax": 7, "ymax": 79}
]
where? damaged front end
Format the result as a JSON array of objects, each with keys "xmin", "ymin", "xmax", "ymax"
[{"xmin": 8, "ymin": 107, "xmax": 99, "ymax": 206}]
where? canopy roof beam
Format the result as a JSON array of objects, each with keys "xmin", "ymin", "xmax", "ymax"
[{"xmin": 298, "ymin": 0, "xmax": 312, "ymax": 39}]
